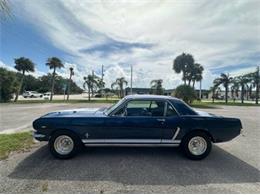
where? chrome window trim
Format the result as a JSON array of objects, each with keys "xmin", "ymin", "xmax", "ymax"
[
  {"xmin": 110, "ymin": 98, "xmax": 168, "ymax": 118},
  {"xmin": 109, "ymin": 98, "xmax": 181, "ymax": 118},
  {"xmin": 165, "ymin": 100, "xmax": 181, "ymax": 117}
]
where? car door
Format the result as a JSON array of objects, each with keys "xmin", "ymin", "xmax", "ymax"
[
  {"xmin": 161, "ymin": 101, "xmax": 183, "ymax": 144},
  {"xmin": 105, "ymin": 99, "xmax": 165, "ymax": 143}
]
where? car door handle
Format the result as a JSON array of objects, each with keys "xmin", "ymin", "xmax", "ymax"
[{"xmin": 157, "ymin": 118, "xmax": 165, "ymax": 122}]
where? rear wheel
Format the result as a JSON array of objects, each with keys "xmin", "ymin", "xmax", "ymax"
[
  {"xmin": 49, "ymin": 130, "xmax": 81, "ymax": 159},
  {"xmin": 181, "ymin": 131, "xmax": 212, "ymax": 160}
]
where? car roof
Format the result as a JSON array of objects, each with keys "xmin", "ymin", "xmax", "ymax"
[{"xmin": 124, "ymin": 94, "xmax": 180, "ymax": 101}]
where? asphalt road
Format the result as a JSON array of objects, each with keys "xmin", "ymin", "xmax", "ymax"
[{"xmin": 0, "ymin": 104, "xmax": 259, "ymax": 193}]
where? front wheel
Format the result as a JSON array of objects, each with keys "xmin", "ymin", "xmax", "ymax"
[
  {"xmin": 181, "ymin": 131, "xmax": 212, "ymax": 160},
  {"xmin": 49, "ymin": 131, "xmax": 81, "ymax": 159}
]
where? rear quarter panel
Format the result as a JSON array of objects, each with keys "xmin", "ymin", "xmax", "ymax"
[{"xmin": 180, "ymin": 116, "xmax": 242, "ymax": 142}]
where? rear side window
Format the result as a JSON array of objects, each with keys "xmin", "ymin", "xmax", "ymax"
[{"xmin": 170, "ymin": 100, "xmax": 197, "ymax": 115}]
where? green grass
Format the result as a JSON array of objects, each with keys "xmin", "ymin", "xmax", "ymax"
[
  {"xmin": 191, "ymin": 100, "xmax": 260, "ymax": 108},
  {"xmin": 191, "ymin": 101, "xmax": 218, "ymax": 109},
  {"xmin": 207, "ymin": 101, "xmax": 260, "ymax": 107},
  {"xmin": 0, "ymin": 131, "xmax": 34, "ymax": 160}
]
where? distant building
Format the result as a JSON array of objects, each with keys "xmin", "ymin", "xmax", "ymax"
[
  {"xmin": 208, "ymin": 90, "xmax": 257, "ymax": 101},
  {"xmin": 125, "ymin": 87, "xmax": 152, "ymax": 95},
  {"xmin": 125, "ymin": 87, "xmax": 175, "ymax": 96}
]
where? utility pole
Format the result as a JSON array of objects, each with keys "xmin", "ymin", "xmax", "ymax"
[
  {"xmin": 101, "ymin": 65, "xmax": 104, "ymax": 97},
  {"xmin": 92, "ymin": 70, "xmax": 94, "ymax": 98},
  {"xmin": 130, "ymin": 65, "xmax": 133, "ymax": 95},
  {"xmin": 199, "ymin": 80, "xmax": 202, "ymax": 100}
]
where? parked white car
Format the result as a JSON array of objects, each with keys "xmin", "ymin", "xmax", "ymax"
[
  {"xmin": 22, "ymin": 91, "xmax": 43, "ymax": 98},
  {"xmin": 43, "ymin": 92, "xmax": 52, "ymax": 100}
]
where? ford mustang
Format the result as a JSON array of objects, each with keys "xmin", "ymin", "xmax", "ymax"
[{"xmin": 33, "ymin": 95, "xmax": 242, "ymax": 160}]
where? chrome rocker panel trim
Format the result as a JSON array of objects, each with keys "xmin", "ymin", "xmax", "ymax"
[{"xmin": 81, "ymin": 139, "xmax": 181, "ymax": 147}]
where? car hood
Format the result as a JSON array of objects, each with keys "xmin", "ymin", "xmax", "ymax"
[{"xmin": 41, "ymin": 108, "xmax": 107, "ymax": 118}]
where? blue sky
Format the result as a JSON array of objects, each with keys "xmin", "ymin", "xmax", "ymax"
[{"xmin": 1, "ymin": 0, "xmax": 259, "ymax": 89}]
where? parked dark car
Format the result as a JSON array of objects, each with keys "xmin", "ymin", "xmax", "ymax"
[{"xmin": 33, "ymin": 95, "xmax": 242, "ymax": 160}]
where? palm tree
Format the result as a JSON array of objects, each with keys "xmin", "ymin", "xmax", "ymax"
[
  {"xmin": 150, "ymin": 79, "xmax": 164, "ymax": 95},
  {"xmin": 83, "ymin": 75, "xmax": 98, "ymax": 101},
  {"xmin": 0, "ymin": 0, "xmax": 11, "ymax": 19},
  {"xmin": 111, "ymin": 77, "xmax": 128, "ymax": 98},
  {"xmin": 96, "ymin": 78, "xmax": 105, "ymax": 96},
  {"xmin": 234, "ymin": 76, "xmax": 250, "ymax": 103},
  {"xmin": 230, "ymin": 80, "xmax": 240, "ymax": 102},
  {"xmin": 191, "ymin": 63, "xmax": 204, "ymax": 89},
  {"xmin": 209, "ymin": 85, "xmax": 219, "ymax": 103},
  {"xmin": 246, "ymin": 67, "xmax": 259, "ymax": 104},
  {"xmin": 173, "ymin": 53, "xmax": 194, "ymax": 85},
  {"xmin": 14, "ymin": 57, "xmax": 35, "ymax": 102},
  {"xmin": 46, "ymin": 57, "xmax": 64, "ymax": 101},
  {"xmin": 83, "ymin": 76, "xmax": 91, "ymax": 101},
  {"xmin": 66, "ymin": 67, "xmax": 74, "ymax": 101},
  {"xmin": 248, "ymin": 84, "xmax": 253, "ymax": 100},
  {"xmin": 214, "ymin": 73, "xmax": 233, "ymax": 104}
]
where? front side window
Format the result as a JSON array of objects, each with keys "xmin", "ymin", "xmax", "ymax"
[
  {"xmin": 126, "ymin": 100, "xmax": 165, "ymax": 117},
  {"xmin": 166, "ymin": 103, "xmax": 178, "ymax": 116}
]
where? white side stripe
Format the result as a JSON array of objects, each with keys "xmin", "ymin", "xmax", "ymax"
[{"xmin": 172, "ymin": 127, "xmax": 181, "ymax": 140}]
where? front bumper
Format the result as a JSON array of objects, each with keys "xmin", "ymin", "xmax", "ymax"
[{"xmin": 33, "ymin": 131, "xmax": 48, "ymax": 141}]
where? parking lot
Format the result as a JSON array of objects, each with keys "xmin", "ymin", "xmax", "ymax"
[
  {"xmin": 0, "ymin": 102, "xmax": 110, "ymax": 133},
  {"xmin": 0, "ymin": 104, "xmax": 259, "ymax": 193}
]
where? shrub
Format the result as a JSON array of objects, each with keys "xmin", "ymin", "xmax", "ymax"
[
  {"xmin": 0, "ymin": 68, "xmax": 19, "ymax": 102},
  {"xmin": 173, "ymin": 84, "xmax": 196, "ymax": 103}
]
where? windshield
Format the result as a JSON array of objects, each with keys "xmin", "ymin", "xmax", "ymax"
[{"xmin": 104, "ymin": 98, "xmax": 126, "ymax": 115}]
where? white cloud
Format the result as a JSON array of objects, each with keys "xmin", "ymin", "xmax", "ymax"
[{"xmin": 7, "ymin": 0, "xmax": 260, "ymax": 89}]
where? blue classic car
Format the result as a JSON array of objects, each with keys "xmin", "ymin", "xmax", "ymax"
[{"xmin": 33, "ymin": 95, "xmax": 242, "ymax": 160}]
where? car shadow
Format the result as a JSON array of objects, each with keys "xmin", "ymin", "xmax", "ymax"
[{"xmin": 9, "ymin": 145, "xmax": 260, "ymax": 186}]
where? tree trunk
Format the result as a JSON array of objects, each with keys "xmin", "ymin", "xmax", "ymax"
[
  {"xmin": 256, "ymin": 82, "xmax": 259, "ymax": 104},
  {"xmin": 91, "ymin": 86, "xmax": 94, "ymax": 97},
  {"xmin": 14, "ymin": 72, "xmax": 25, "ymax": 102},
  {"xmin": 192, "ymin": 81, "xmax": 195, "ymax": 89},
  {"xmin": 256, "ymin": 67, "xmax": 259, "ymax": 104},
  {"xmin": 225, "ymin": 86, "xmax": 228, "ymax": 104},
  {"xmin": 50, "ymin": 68, "xmax": 56, "ymax": 101},
  {"xmin": 212, "ymin": 90, "xmax": 215, "ymax": 103},
  {"xmin": 188, "ymin": 79, "xmax": 191, "ymax": 86},
  {"xmin": 66, "ymin": 74, "xmax": 72, "ymax": 101},
  {"xmin": 88, "ymin": 87, "xmax": 90, "ymax": 101},
  {"xmin": 241, "ymin": 85, "xmax": 244, "ymax": 104},
  {"xmin": 249, "ymin": 85, "xmax": 252, "ymax": 100}
]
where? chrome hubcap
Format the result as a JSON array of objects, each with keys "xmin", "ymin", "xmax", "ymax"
[
  {"xmin": 54, "ymin": 135, "xmax": 74, "ymax": 155},
  {"xmin": 188, "ymin": 136, "xmax": 207, "ymax": 156}
]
